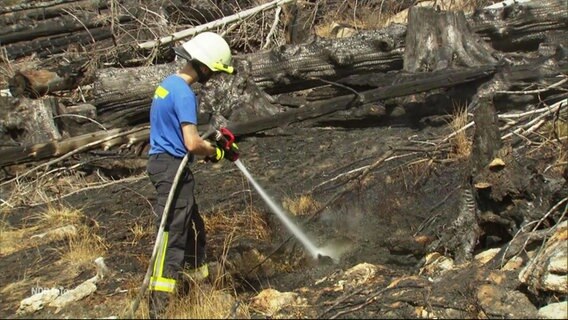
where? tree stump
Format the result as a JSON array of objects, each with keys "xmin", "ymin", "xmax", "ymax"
[
  {"xmin": 0, "ymin": 97, "xmax": 61, "ymax": 147},
  {"xmin": 404, "ymin": 7, "xmax": 497, "ymax": 72}
]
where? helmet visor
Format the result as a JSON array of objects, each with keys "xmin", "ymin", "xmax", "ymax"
[{"xmin": 173, "ymin": 46, "xmax": 192, "ymax": 61}]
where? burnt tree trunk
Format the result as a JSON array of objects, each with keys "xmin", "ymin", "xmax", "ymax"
[
  {"xmin": 8, "ymin": 0, "xmax": 565, "ymax": 96},
  {"xmin": 404, "ymin": 7, "xmax": 497, "ymax": 72},
  {"xmin": 4, "ymin": 26, "xmax": 114, "ymax": 60},
  {"xmin": 8, "ymin": 60, "xmax": 92, "ymax": 98},
  {"xmin": 0, "ymin": 0, "xmax": 109, "ymax": 26},
  {"xmin": 248, "ymin": 24, "xmax": 407, "ymax": 94},
  {"xmin": 227, "ymin": 65, "xmax": 497, "ymax": 135},
  {"xmin": 0, "ymin": 97, "xmax": 61, "ymax": 148},
  {"xmin": 406, "ymin": 5, "xmax": 499, "ymax": 263},
  {"xmin": 470, "ymin": 0, "xmax": 568, "ymax": 52},
  {"xmin": 0, "ymin": 13, "xmax": 132, "ymax": 45},
  {"xmin": 92, "ymin": 62, "xmax": 181, "ymax": 128},
  {"xmin": 0, "ymin": 0, "xmax": 78, "ymax": 14},
  {"xmin": 0, "ymin": 65, "xmax": 496, "ymax": 167}
]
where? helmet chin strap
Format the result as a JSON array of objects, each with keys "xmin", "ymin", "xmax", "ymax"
[{"xmin": 191, "ymin": 60, "xmax": 212, "ymax": 84}]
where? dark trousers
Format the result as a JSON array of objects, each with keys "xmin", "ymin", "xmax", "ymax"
[{"xmin": 146, "ymin": 153, "xmax": 206, "ymax": 318}]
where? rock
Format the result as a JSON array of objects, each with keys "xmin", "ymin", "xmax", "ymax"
[
  {"xmin": 17, "ymin": 288, "xmax": 60, "ymax": 315},
  {"xmin": 475, "ymin": 248, "xmax": 500, "ymax": 264},
  {"xmin": 538, "ymin": 301, "xmax": 568, "ymax": 319},
  {"xmin": 329, "ymin": 22, "xmax": 357, "ymax": 38},
  {"xmin": 334, "ymin": 263, "xmax": 380, "ymax": 291},
  {"xmin": 474, "ymin": 248, "xmax": 525, "ymax": 270},
  {"xmin": 477, "ymin": 284, "xmax": 538, "ymax": 318},
  {"xmin": 49, "ymin": 281, "xmax": 97, "ymax": 313},
  {"xmin": 502, "ymin": 256, "xmax": 524, "ymax": 271},
  {"xmin": 547, "ymin": 245, "xmax": 568, "ymax": 273},
  {"xmin": 542, "ymin": 274, "xmax": 568, "ymax": 293},
  {"xmin": 251, "ymin": 288, "xmax": 305, "ymax": 316},
  {"xmin": 419, "ymin": 253, "xmax": 454, "ymax": 279}
]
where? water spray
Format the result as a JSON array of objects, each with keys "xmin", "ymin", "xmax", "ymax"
[{"xmin": 234, "ymin": 159, "xmax": 338, "ymax": 262}]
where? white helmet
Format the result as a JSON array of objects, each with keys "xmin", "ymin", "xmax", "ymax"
[{"xmin": 174, "ymin": 32, "xmax": 234, "ymax": 74}]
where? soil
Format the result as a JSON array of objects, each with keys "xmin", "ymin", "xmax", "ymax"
[{"xmin": 0, "ymin": 117, "xmax": 565, "ymax": 318}]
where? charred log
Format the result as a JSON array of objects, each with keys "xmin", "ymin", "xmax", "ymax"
[
  {"xmin": 470, "ymin": 0, "xmax": 568, "ymax": 52},
  {"xmin": 0, "ymin": 97, "xmax": 61, "ymax": 148},
  {"xmin": 0, "ymin": 0, "xmax": 110, "ymax": 27},
  {"xmin": 0, "ymin": 126, "xmax": 149, "ymax": 168},
  {"xmin": 0, "ymin": 13, "xmax": 132, "ymax": 45},
  {"xmin": 92, "ymin": 61, "xmax": 180, "ymax": 128},
  {"xmin": 0, "ymin": 65, "xmax": 496, "ymax": 167},
  {"xmin": 8, "ymin": 59, "xmax": 91, "ymax": 98},
  {"xmin": 228, "ymin": 65, "xmax": 497, "ymax": 136},
  {"xmin": 4, "ymin": 26, "xmax": 113, "ymax": 60},
  {"xmin": 247, "ymin": 24, "xmax": 407, "ymax": 94},
  {"xmin": 0, "ymin": 0, "xmax": 78, "ymax": 14}
]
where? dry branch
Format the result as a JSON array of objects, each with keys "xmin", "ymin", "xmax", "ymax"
[
  {"xmin": 137, "ymin": 0, "xmax": 296, "ymax": 50},
  {"xmin": 0, "ymin": 126, "xmax": 148, "ymax": 171},
  {"xmin": 502, "ymin": 99, "xmax": 567, "ymax": 140}
]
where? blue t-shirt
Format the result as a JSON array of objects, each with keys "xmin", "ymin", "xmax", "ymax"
[{"xmin": 149, "ymin": 75, "xmax": 198, "ymax": 158}]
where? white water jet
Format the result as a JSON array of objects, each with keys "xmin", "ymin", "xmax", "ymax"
[{"xmin": 234, "ymin": 159, "xmax": 324, "ymax": 259}]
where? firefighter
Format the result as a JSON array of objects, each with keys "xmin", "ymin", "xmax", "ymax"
[{"xmin": 146, "ymin": 32, "xmax": 237, "ymax": 318}]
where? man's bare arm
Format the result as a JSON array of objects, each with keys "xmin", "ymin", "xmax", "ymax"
[{"xmin": 181, "ymin": 123, "xmax": 216, "ymax": 157}]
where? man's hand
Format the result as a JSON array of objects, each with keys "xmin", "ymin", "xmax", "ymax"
[{"xmin": 204, "ymin": 146, "xmax": 224, "ymax": 163}]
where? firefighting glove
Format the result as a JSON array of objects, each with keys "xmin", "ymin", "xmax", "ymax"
[
  {"xmin": 221, "ymin": 142, "xmax": 239, "ymax": 162},
  {"xmin": 204, "ymin": 146, "xmax": 224, "ymax": 163},
  {"xmin": 216, "ymin": 128, "xmax": 240, "ymax": 162}
]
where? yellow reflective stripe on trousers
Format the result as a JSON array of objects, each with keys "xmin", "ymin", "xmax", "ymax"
[
  {"xmin": 149, "ymin": 276, "xmax": 176, "ymax": 293},
  {"xmin": 152, "ymin": 232, "xmax": 168, "ymax": 278},
  {"xmin": 149, "ymin": 231, "xmax": 177, "ymax": 292},
  {"xmin": 187, "ymin": 264, "xmax": 209, "ymax": 281}
]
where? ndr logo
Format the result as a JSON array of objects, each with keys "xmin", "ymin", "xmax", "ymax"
[{"xmin": 31, "ymin": 287, "xmax": 68, "ymax": 296}]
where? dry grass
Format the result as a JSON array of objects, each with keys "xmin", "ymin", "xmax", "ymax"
[
  {"xmin": 129, "ymin": 220, "xmax": 153, "ymax": 246},
  {"xmin": 36, "ymin": 203, "xmax": 84, "ymax": 227},
  {"xmin": 0, "ymin": 47, "xmax": 15, "ymax": 88},
  {"xmin": 282, "ymin": 195, "xmax": 320, "ymax": 217},
  {"xmin": 0, "ymin": 223, "xmax": 40, "ymax": 256},
  {"xmin": 165, "ymin": 286, "xmax": 249, "ymax": 319},
  {"xmin": 58, "ymin": 225, "xmax": 107, "ymax": 269},
  {"xmin": 30, "ymin": 203, "xmax": 107, "ymax": 269},
  {"xmin": 448, "ymin": 103, "xmax": 472, "ymax": 159},
  {"xmin": 1, "ymin": 204, "xmax": 87, "ymax": 256},
  {"xmin": 541, "ymin": 119, "xmax": 568, "ymax": 140},
  {"xmin": 541, "ymin": 119, "xmax": 568, "ymax": 175},
  {"xmin": 169, "ymin": 228, "xmax": 249, "ymax": 319},
  {"xmin": 204, "ymin": 205, "xmax": 269, "ymax": 242}
]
